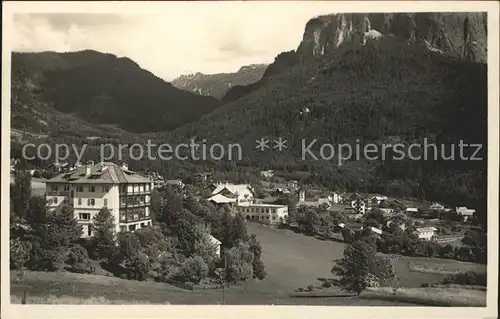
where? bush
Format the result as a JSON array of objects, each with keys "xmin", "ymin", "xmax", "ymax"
[
  {"xmin": 181, "ymin": 255, "xmax": 209, "ymax": 284},
  {"xmin": 442, "ymin": 271, "xmax": 487, "ymax": 286},
  {"xmin": 10, "ymin": 238, "xmax": 32, "ymax": 270},
  {"xmin": 66, "ymin": 244, "xmax": 93, "ymax": 274}
]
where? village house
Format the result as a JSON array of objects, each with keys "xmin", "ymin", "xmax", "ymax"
[
  {"xmin": 332, "ymin": 192, "xmax": 343, "ymax": 204},
  {"xmin": 351, "ymin": 198, "xmax": 366, "ymax": 214},
  {"xmin": 298, "ymin": 187, "xmax": 306, "ymax": 203},
  {"xmin": 208, "ymin": 235, "xmax": 222, "ymax": 258},
  {"xmin": 406, "ymin": 207, "xmax": 419, "ymax": 214},
  {"xmin": 286, "ymin": 180, "xmax": 299, "ymax": 189},
  {"xmin": 207, "ymin": 193, "xmax": 238, "ymax": 207},
  {"xmin": 416, "ymin": 227, "xmax": 438, "ymax": 240},
  {"xmin": 369, "ymin": 226, "xmax": 383, "ymax": 238},
  {"xmin": 343, "ymin": 192, "xmax": 361, "ymax": 204},
  {"xmin": 456, "ymin": 207, "xmax": 476, "ymax": 221},
  {"xmin": 147, "ymin": 171, "xmax": 165, "ymax": 189},
  {"xmin": 379, "ymin": 208, "xmax": 395, "ymax": 216},
  {"xmin": 275, "ymin": 187, "xmax": 292, "ymax": 196},
  {"xmin": 45, "ymin": 162, "xmax": 154, "ymax": 238},
  {"xmin": 260, "ymin": 170, "xmax": 274, "ymax": 179},
  {"xmin": 165, "ymin": 179, "xmax": 185, "ymax": 189},
  {"xmin": 210, "ymin": 182, "xmax": 255, "ymax": 203},
  {"xmin": 430, "ymin": 202, "xmax": 445, "ymax": 211},
  {"xmin": 370, "ymin": 195, "xmax": 388, "ymax": 206},
  {"xmin": 237, "ymin": 203, "xmax": 288, "ymax": 225},
  {"xmin": 194, "ymin": 172, "xmax": 211, "ymax": 183}
]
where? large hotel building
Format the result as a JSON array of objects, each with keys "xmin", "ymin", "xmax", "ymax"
[{"xmin": 46, "ymin": 162, "xmax": 153, "ymax": 238}]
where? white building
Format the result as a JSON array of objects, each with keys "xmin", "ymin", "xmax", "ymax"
[
  {"xmin": 416, "ymin": 227, "xmax": 438, "ymax": 240},
  {"xmin": 406, "ymin": 207, "xmax": 419, "ymax": 214},
  {"xmin": 237, "ymin": 203, "xmax": 288, "ymax": 225},
  {"xmin": 351, "ymin": 198, "xmax": 366, "ymax": 214},
  {"xmin": 332, "ymin": 192, "xmax": 343, "ymax": 204},
  {"xmin": 370, "ymin": 195, "xmax": 388, "ymax": 206},
  {"xmin": 210, "ymin": 183, "xmax": 254, "ymax": 203},
  {"xmin": 430, "ymin": 203, "xmax": 445, "ymax": 211},
  {"xmin": 46, "ymin": 162, "xmax": 154, "ymax": 238},
  {"xmin": 456, "ymin": 207, "xmax": 476, "ymax": 221},
  {"xmin": 208, "ymin": 235, "xmax": 222, "ymax": 258},
  {"xmin": 260, "ymin": 170, "xmax": 274, "ymax": 179}
]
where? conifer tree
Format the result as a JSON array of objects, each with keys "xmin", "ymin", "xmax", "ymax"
[{"xmin": 91, "ymin": 207, "xmax": 117, "ymax": 260}]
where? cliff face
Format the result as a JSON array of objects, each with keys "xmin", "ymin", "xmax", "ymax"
[
  {"xmin": 296, "ymin": 13, "xmax": 487, "ymax": 62},
  {"xmin": 172, "ymin": 64, "xmax": 267, "ymax": 99}
]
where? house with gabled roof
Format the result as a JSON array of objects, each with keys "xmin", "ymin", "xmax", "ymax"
[{"xmin": 210, "ymin": 182, "xmax": 254, "ymax": 203}]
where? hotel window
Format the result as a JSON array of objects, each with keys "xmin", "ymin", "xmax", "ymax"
[
  {"xmin": 53, "ymin": 197, "xmax": 58, "ymax": 204},
  {"xmin": 63, "ymin": 184, "xmax": 70, "ymax": 191},
  {"xmin": 79, "ymin": 213, "xmax": 90, "ymax": 220},
  {"xmin": 103, "ymin": 186, "xmax": 109, "ymax": 193},
  {"xmin": 139, "ymin": 184, "xmax": 144, "ymax": 192},
  {"xmin": 52, "ymin": 185, "xmax": 58, "ymax": 192},
  {"xmin": 104, "ymin": 199, "xmax": 108, "ymax": 206},
  {"xmin": 78, "ymin": 198, "xmax": 82, "ymax": 205},
  {"xmin": 78, "ymin": 186, "xmax": 84, "ymax": 192},
  {"xmin": 88, "ymin": 198, "xmax": 95, "ymax": 206},
  {"xmin": 87, "ymin": 226, "xmax": 92, "ymax": 237},
  {"xmin": 90, "ymin": 186, "xmax": 96, "ymax": 192}
]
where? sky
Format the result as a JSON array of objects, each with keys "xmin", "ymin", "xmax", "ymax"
[{"xmin": 11, "ymin": 2, "xmax": 338, "ymax": 81}]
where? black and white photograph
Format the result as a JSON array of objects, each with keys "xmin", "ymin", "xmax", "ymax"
[{"xmin": 1, "ymin": 1, "xmax": 498, "ymax": 318}]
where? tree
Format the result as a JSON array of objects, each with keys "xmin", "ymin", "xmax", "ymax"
[
  {"xmin": 332, "ymin": 240, "xmax": 394, "ymax": 295},
  {"xmin": 66, "ymin": 244, "xmax": 93, "ymax": 274},
  {"xmin": 364, "ymin": 208, "xmax": 386, "ymax": 226},
  {"xmin": 231, "ymin": 213, "xmax": 248, "ymax": 245},
  {"xmin": 29, "ymin": 206, "xmax": 82, "ymax": 270},
  {"xmin": 11, "ymin": 169, "xmax": 32, "ymax": 219},
  {"xmin": 248, "ymin": 234, "xmax": 266, "ymax": 279},
  {"xmin": 225, "ymin": 242, "xmax": 254, "ymax": 283},
  {"xmin": 181, "ymin": 255, "xmax": 209, "ymax": 284},
  {"xmin": 10, "ymin": 238, "xmax": 32, "ymax": 281},
  {"xmin": 91, "ymin": 207, "xmax": 117, "ymax": 261}
]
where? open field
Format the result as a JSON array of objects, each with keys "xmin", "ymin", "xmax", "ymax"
[
  {"xmin": 11, "ymin": 271, "xmax": 412, "ymax": 305},
  {"xmin": 10, "ymin": 222, "xmax": 486, "ymax": 305},
  {"xmin": 360, "ymin": 287, "xmax": 486, "ymax": 307}
]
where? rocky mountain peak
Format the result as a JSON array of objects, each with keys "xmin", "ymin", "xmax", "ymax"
[{"xmin": 296, "ymin": 13, "xmax": 487, "ymax": 62}]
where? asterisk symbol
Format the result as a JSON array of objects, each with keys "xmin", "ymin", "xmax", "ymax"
[
  {"xmin": 255, "ymin": 137, "xmax": 270, "ymax": 151},
  {"xmin": 273, "ymin": 138, "xmax": 287, "ymax": 151}
]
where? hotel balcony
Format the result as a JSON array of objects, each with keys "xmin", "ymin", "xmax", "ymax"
[{"xmin": 119, "ymin": 210, "xmax": 151, "ymax": 224}]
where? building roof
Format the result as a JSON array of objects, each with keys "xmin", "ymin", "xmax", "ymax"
[
  {"xmin": 46, "ymin": 162, "xmax": 150, "ymax": 184},
  {"xmin": 237, "ymin": 203, "xmax": 287, "ymax": 208},
  {"xmin": 165, "ymin": 179, "xmax": 184, "ymax": 185},
  {"xmin": 259, "ymin": 196, "xmax": 279, "ymax": 204},
  {"xmin": 208, "ymin": 235, "xmax": 222, "ymax": 246},
  {"xmin": 417, "ymin": 227, "xmax": 438, "ymax": 232},
  {"xmin": 211, "ymin": 183, "xmax": 254, "ymax": 197},
  {"xmin": 456, "ymin": 207, "xmax": 476, "ymax": 215},
  {"xmin": 207, "ymin": 194, "xmax": 236, "ymax": 204}
]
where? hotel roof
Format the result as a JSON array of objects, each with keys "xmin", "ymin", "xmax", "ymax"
[{"xmin": 46, "ymin": 162, "xmax": 151, "ymax": 184}]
